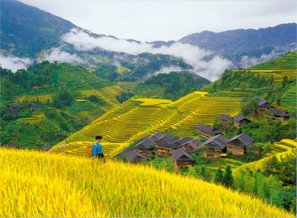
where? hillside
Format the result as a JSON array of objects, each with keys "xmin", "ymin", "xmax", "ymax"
[
  {"xmin": 0, "ymin": 62, "xmax": 124, "ymax": 148},
  {"xmin": 249, "ymin": 51, "xmax": 297, "ymax": 70},
  {"xmin": 0, "ymin": 0, "xmax": 75, "ymax": 57},
  {"xmin": 0, "ymin": 148, "xmax": 293, "ymax": 217},
  {"xmin": 51, "ymin": 91, "xmax": 241, "ymax": 156},
  {"xmin": 134, "ymin": 71, "xmax": 210, "ymax": 100}
]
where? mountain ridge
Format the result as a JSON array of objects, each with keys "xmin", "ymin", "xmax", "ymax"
[{"xmin": 1, "ymin": 0, "xmax": 296, "ymax": 81}]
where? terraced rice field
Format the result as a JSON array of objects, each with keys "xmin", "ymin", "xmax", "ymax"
[
  {"xmin": 172, "ymin": 93, "xmax": 241, "ymax": 137},
  {"xmin": 18, "ymin": 113, "xmax": 45, "ymax": 124},
  {"xmin": 79, "ymin": 85, "xmax": 124, "ymax": 106},
  {"xmin": 249, "ymin": 70, "xmax": 296, "ymax": 84},
  {"xmin": 233, "ymin": 139, "xmax": 297, "ymax": 175},
  {"xmin": 51, "ymin": 91, "xmax": 242, "ymax": 157},
  {"xmin": 15, "ymin": 94, "xmax": 53, "ymax": 103}
]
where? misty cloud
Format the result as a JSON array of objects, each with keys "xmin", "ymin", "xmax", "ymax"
[
  {"xmin": 62, "ymin": 29, "xmax": 232, "ymax": 80},
  {"xmin": 0, "ymin": 55, "xmax": 32, "ymax": 72},
  {"xmin": 240, "ymin": 51, "xmax": 279, "ymax": 68},
  {"xmin": 41, "ymin": 47, "xmax": 83, "ymax": 64},
  {"xmin": 153, "ymin": 66, "xmax": 185, "ymax": 75}
]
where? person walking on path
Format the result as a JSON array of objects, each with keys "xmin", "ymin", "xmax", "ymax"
[{"xmin": 92, "ymin": 135, "xmax": 104, "ymax": 159}]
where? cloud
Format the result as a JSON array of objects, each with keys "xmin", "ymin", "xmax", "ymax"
[
  {"xmin": 240, "ymin": 50, "xmax": 280, "ymax": 68},
  {"xmin": 153, "ymin": 66, "xmax": 185, "ymax": 75},
  {"xmin": 62, "ymin": 29, "xmax": 232, "ymax": 80},
  {"xmin": 0, "ymin": 55, "xmax": 32, "ymax": 72},
  {"xmin": 41, "ymin": 47, "xmax": 83, "ymax": 63}
]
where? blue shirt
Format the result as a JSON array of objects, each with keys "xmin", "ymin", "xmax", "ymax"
[{"xmin": 92, "ymin": 142, "xmax": 103, "ymax": 157}]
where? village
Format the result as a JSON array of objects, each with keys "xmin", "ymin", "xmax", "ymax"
[{"xmin": 115, "ymin": 98, "xmax": 290, "ymax": 170}]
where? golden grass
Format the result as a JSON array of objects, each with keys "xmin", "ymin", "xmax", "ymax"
[{"xmin": 0, "ymin": 148, "xmax": 293, "ymax": 217}]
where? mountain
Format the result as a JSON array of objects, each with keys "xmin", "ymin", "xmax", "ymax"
[
  {"xmin": 179, "ymin": 23, "xmax": 297, "ymax": 66},
  {"xmin": 0, "ymin": 0, "xmax": 191, "ymax": 80},
  {"xmin": 1, "ymin": 1, "xmax": 296, "ymax": 81},
  {"xmin": 0, "ymin": 0, "xmax": 75, "ymax": 57}
]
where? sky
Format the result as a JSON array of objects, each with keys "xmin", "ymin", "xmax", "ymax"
[{"xmin": 20, "ymin": 0, "xmax": 297, "ymax": 42}]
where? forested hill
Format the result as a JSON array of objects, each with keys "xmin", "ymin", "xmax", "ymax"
[
  {"xmin": 0, "ymin": 0, "xmax": 75, "ymax": 57},
  {"xmin": 249, "ymin": 51, "xmax": 297, "ymax": 70},
  {"xmin": 0, "ymin": 62, "xmax": 114, "ymax": 148}
]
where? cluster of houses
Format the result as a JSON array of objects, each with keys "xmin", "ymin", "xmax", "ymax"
[
  {"xmin": 116, "ymin": 128, "xmax": 258, "ymax": 170},
  {"xmin": 115, "ymin": 98, "xmax": 289, "ymax": 170},
  {"xmin": 115, "ymin": 132, "xmax": 201, "ymax": 170},
  {"xmin": 258, "ymin": 98, "xmax": 290, "ymax": 120},
  {"xmin": 197, "ymin": 124, "xmax": 258, "ymax": 158}
]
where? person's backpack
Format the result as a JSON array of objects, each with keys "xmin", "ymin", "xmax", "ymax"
[{"xmin": 86, "ymin": 144, "xmax": 93, "ymax": 157}]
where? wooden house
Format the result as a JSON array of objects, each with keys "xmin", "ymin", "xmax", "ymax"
[
  {"xmin": 180, "ymin": 139, "xmax": 202, "ymax": 153},
  {"xmin": 233, "ymin": 115, "xmax": 251, "ymax": 127},
  {"xmin": 133, "ymin": 138, "xmax": 155, "ymax": 155},
  {"xmin": 196, "ymin": 124, "xmax": 220, "ymax": 138},
  {"xmin": 220, "ymin": 114, "xmax": 233, "ymax": 127},
  {"xmin": 227, "ymin": 133, "xmax": 254, "ymax": 155},
  {"xmin": 120, "ymin": 150, "xmax": 147, "ymax": 163},
  {"xmin": 203, "ymin": 134, "xmax": 228, "ymax": 159},
  {"xmin": 257, "ymin": 98, "xmax": 274, "ymax": 112},
  {"xmin": 171, "ymin": 149, "xmax": 195, "ymax": 169},
  {"xmin": 155, "ymin": 135, "xmax": 180, "ymax": 156},
  {"xmin": 269, "ymin": 108, "xmax": 290, "ymax": 121}
]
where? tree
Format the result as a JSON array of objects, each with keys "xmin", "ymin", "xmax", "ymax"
[
  {"xmin": 214, "ymin": 167, "xmax": 223, "ymax": 184},
  {"xmin": 87, "ymin": 95, "xmax": 104, "ymax": 104},
  {"xmin": 52, "ymin": 91, "xmax": 74, "ymax": 108},
  {"xmin": 281, "ymin": 76, "xmax": 289, "ymax": 88},
  {"xmin": 222, "ymin": 165, "xmax": 234, "ymax": 188},
  {"xmin": 199, "ymin": 165, "xmax": 211, "ymax": 182},
  {"xmin": 241, "ymin": 97, "xmax": 258, "ymax": 116}
]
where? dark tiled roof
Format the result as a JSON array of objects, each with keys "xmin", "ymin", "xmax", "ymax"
[
  {"xmin": 258, "ymin": 98, "xmax": 268, "ymax": 106},
  {"xmin": 220, "ymin": 114, "xmax": 232, "ymax": 121},
  {"xmin": 234, "ymin": 115, "xmax": 250, "ymax": 122},
  {"xmin": 188, "ymin": 140, "xmax": 202, "ymax": 149},
  {"xmin": 123, "ymin": 150, "xmax": 146, "ymax": 162},
  {"xmin": 204, "ymin": 134, "xmax": 228, "ymax": 150},
  {"xmin": 149, "ymin": 132, "xmax": 165, "ymax": 142},
  {"xmin": 175, "ymin": 137, "xmax": 193, "ymax": 146},
  {"xmin": 228, "ymin": 133, "xmax": 254, "ymax": 146},
  {"xmin": 114, "ymin": 148, "xmax": 131, "ymax": 157},
  {"xmin": 167, "ymin": 137, "xmax": 180, "ymax": 144},
  {"xmin": 171, "ymin": 149, "xmax": 194, "ymax": 161},
  {"xmin": 155, "ymin": 135, "xmax": 181, "ymax": 149},
  {"xmin": 133, "ymin": 139, "xmax": 154, "ymax": 150},
  {"xmin": 270, "ymin": 108, "xmax": 290, "ymax": 117},
  {"xmin": 197, "ymin": 124, "xmax": 216, "ymax": 134}
]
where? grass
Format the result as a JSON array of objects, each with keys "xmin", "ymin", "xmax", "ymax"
[
  {"xmin": 52, "ymin": 91, "xmax": 241, "ymax": 157},
  {"xmin": 0, "ymin": 148, "xmax": 293, "ymax": 217},
  {"xmin": 249, "ymin": 51, "xmax": 297, "ymax": 70}
]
